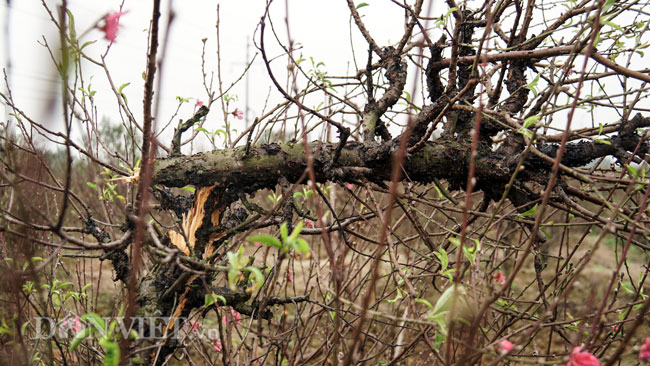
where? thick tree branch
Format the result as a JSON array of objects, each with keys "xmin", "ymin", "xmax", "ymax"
[{"xmin": 153, "ymin": 119, "xmax": 648, "ymax": 193}]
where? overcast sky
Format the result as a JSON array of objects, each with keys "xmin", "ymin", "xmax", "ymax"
[
  {"xmin": 1, "ymin": 0, "xmax": 442, "ymax": 151},
  {"xmin": 1, "ymin": 1, "xmax": 648, "ymax": 154}
]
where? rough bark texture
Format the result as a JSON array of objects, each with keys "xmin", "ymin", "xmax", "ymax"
[{"xmin": 153, "ymin": 115, "xmax": 649, "ymax": 193}]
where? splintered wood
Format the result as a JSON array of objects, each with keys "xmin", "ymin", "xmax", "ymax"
[{"xmin": 168, "ymin": 185, "xmax": 223, "ymax": 257}]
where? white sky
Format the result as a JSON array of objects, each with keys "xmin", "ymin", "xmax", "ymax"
[
  {"xmin": 1, "ymin": 0, "xmax": 437, "ymax": 152},
  {"xmin": 1, "ymin": 1, "xmax": 649, "ymax": 154}
]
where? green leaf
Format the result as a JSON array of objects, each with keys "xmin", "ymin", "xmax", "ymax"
[
  {"xmin": 82, "ymin": 313, "xmax": 105, "ymax": 333},
  {"xmin": 128, "ymin": 329, "xmax": 138, "ymax": 340},
  {"xmin": 415, "ymin": 298, "xmax": 434, "ymax": 311},
  {"xmin": 519, "ymin": 203, "xmax": 538, "ymax": 217},
  {"xmin": 387, "ymin": 288, "xmax": 403, "ymax": 303},
  {"xmin": 520, "ymin": 128, "xmax": 533, "ymax": 139},
  {"xmin": 444, "ymin": 7, "xmax": 459, "ymax": 24},
  {"xmin": 99, "ymin": 338, "xmax": 120, "ymax": 366},
  {"xmin": 433, "ymin": 248, "xmax": 449, "ymax": 271},
  {"xmin": 434, "ymin": 332, "xmax": 445, "ymax": 349},
  {"xmin": 80, "ymin": 40, "xmax": 96, "ymax": 50},
  {"xmin": 228, "ymin": 268, "xmax": 239, "ymax": 290},
  {"xmin": 204, "ymin": 293, "xmax": 226, "ymax": 306},
  {"xmin": 181, "ymin": 186, "xmax": 196, "ymax": 193},
  {"xmin": 118, "ymin": 82, "xmax": 130, "ymax": 94},
  {"xmin": 431, "ymin": 284, "xmax": 472, "ymax": 323},
  {"xmin": 69, "ymin": 327, "xmax": 90, "ymax": 351},
  {"xmin": 280, "ymin": 222, "xmax": 289, "ymax": 242},
  {"xmin": 87, "ymin": 182, "xmax": 98, "ymax": 190},
  {"xmin": 620, "ymin": 281, "xmax": 635, "ymax": 295},
  {"xmin": 525, "ymin": 73, "xmax": 541, "ymax": 97},
  {"xmin": 9, "ymin": 113, "xmax": 22, "ymax": 122},
  {"xmin": 448, "ymin": 237, "xmax": 461, "ymax": 247},
  {"xmin": 246, "ymin": 266, "xmax": 265, "ymax": 289},
  {"xmin": 462, "ymin": 238, "xmax": 481, "ymax": 264},
  {"xmin": 56, "ymin": 282, "xmax": 73, "ymax": 290},
  {"xmin": 66, "ymin": 9, "xmax": 77, "ymax": 42},
  {"xmin": 107, "ymin": 319, "xmax": 117, "ymax": 339},
  {"xmin": 522, "ymin": 115, "xmax": 540, "ymax": 129},
  {"xmin": 215, "ymin": 294, "xmax": 227, "ymax": 305},
  {"xmin": 602, "ymin": 20, "xmax": 623, "ymax": 32},
  {"xmin": 294, "ymin": 238, "xmax": 310, "ymax": 255},
  {"xmin": 247, "ymin": 234, "xmax": 282, "ymax": 249},
  {"xmin": 626, "ymin": 165, "xmax": 638, "ymax": 178},
  {"xmin": 356, "ymin": 2, "xmax": 369, "ymax": 9},
  {"xmin": 289, "ymin": 221, "xmax": 304, "ymax": 241},
  {"xmin": 602, "ymin": 0, "xmax": 616, "ymax": 14}
]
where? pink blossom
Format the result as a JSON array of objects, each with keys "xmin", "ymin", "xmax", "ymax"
[
  {"xmin": 345, "ymin": 183, "xmax": 354, "ymax": 190},
  {"xmin": 58, "ymin": 315, "xmax": 82, "ymax": 335},
  {"xmin": 196, "ymin": 100, "xmax": 204, "ymax": 107},
  {"xmin": 253, "ymin": 241, "xmax": 261, "ymax": 247},
  {"xmin": 494, "ymin": 339, "xmax": 513, "ymax": 355},
  {"xmin": 495, "ymin": 272, "xmax": 506, "ymax": 285},
  {"xmin": 305, "ymin": 219, "xmax": 315, "ymax": 228},
  {"xmin": 191, "ymin": 322, "xmax": 199, "ymax": 332},
  {"xmin": 231, "ymin": 309, "xmax": 241, "ymax": 326},
  {"xmin": 73, "ymin": 316, "xmax": 82, "ymax": 332},
  {"xmin": 212, "ymin": 339, "xmax": 222, "ymax": 352},
  {"xmin": 101, "ymin": 11, "xmax": 128, "ymax": 42},
  {"xmin": 567, "ymin": 346, "xmax": 600, "ymax": 366},
  {"xmin": 640, "ymin": 337, "xmax": 650, "ymax": 363},
  {"xmin": 288, "ymin": 266, "xmax": 294, "ymax": 283},
  {"xmin": 232, "ymin": 108, "xmax": 244, "ymax": 120},
  {"xmin": 222, "ymin": 309, "xmax": 241, "ymax": 326}
]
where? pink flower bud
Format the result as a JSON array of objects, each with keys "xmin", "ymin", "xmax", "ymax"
[
  {"xmin": 640, "ymin": 337, "xmax": 650, "ymax": 363},
  {"xmin": 100, "ymin": 11, "xmax": 128, "ymax": 42},
  {"xmin": 567, "ymin": 346, "xmax": 600, "ymax": 366},
  {"xmin": 494, "ymin": 339, "xmax": 513, "ymax": 355},
  {"xmin": 212, "ymin": 339, "xmax": 222, "ymax": 352},
  {"xmin": 232, "ymin": 108, "xmax": 244, "ymax": 120},
  {"xmin": 495, "ymin": 272, "xmax": 506, "ymax": 285}
]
